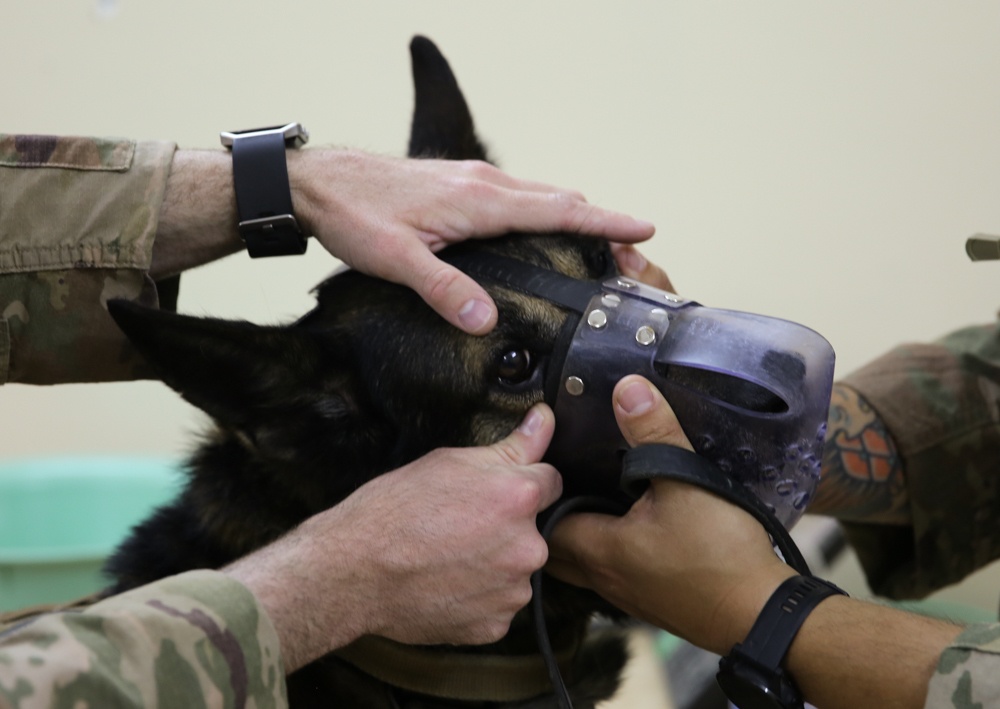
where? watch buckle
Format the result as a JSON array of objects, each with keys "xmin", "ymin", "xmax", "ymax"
[
  {"xmin": 239, "ymin": 214, "xmax": 302, "ymax": 236},
  {"xmin": 238, "ymin": 214, "xmax": 308, "ymax": 257},
  {"xmin": 220, "ymin": 122, "xmax": 309, "ymax": 148}
]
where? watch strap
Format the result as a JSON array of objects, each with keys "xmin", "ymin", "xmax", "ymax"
[
  {"xmin": 620, "ymin": 445, "xmax": 812, "ymax": 575},
  {"xmin": 736, "ymin": 575, "xmax": 845, "ymax": 668},
  {"xmin": 225, "ymin": 126, "xmax": 308, "ymax": 257},
  {"xmin": 716, "ymin": 574, "xmax": 846, "ymax": 708}
]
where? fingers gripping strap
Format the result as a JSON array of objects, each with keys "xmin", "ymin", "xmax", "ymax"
[{"xmin": 621, "ymin": 445, "xmax": 812, "ymax": 576}]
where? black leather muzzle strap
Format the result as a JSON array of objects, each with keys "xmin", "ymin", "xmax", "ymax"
[
  {"xmin": 620, "ymin": 444, "xmax": 812, "ymax": 574},
  {"xmin": 443, "ymin": 252, "xmax": 602, "ymax": 314}
]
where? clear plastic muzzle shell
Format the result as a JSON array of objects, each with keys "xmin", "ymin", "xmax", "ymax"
[{"xmin": 545, "ymin": 277, "xmax": 836, "ymax": 530}]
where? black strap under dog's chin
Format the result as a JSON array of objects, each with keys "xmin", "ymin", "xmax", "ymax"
[{"xmin": 531, "ymin": 443, "xmax": 814, "ymax": 709}]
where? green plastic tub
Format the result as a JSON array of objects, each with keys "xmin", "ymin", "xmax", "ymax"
[{"xmin": 0, "ymin": 457, "xmax": 183, "ymax": 612}]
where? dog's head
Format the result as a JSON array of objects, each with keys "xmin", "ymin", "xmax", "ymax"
[
  {"xmin": 108, "ymin": 36, "xmax": 615, "ymax": 517},
  {"xmin": 103, "ymin": 37, "xmax": 632, "ymax": 706}
]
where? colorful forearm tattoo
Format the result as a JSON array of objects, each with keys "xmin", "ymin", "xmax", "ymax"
[{"xmin": 810, "ymin": 383, "xmax": 909, "ymax": 524}]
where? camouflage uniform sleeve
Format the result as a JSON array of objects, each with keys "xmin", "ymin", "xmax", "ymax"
[
  {"xmin": 838, "ymin": 320, "xmax": 1000, "ymax": 599},
  {"xmin": 924, "ymin": 624, "xmax": 1000, "ymax": 708},
  {"xmin": 0, "ymin": 134, "xmax": 177, "ymax": 385},
  {"xmin": 0, "ymin": 570, "xmax": 287, "ymax": 709}
]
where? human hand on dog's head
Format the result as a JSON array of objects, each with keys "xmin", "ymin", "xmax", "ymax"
[
  {"xmin": 154, "ymin": 147, "xmax": 655, "ymax": 337},
  {"xmin": 288, "ymin": 149, "xmax": 655, "ymax": 335},
  {"xmin": 545, "ymin": 375, "xmax": 795, "ymax": 656},
  {"xmin": 223, "ymin": 403, "xmax": 562, "ymax": 673}
]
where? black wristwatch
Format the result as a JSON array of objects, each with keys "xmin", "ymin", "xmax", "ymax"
[
  {"xmin": 716, "ymin": 575, "xmax": 846, "ymax": 709},
  {"xmin": 220, "ymin": 122, "xmax": 310, "ymax": 258}
]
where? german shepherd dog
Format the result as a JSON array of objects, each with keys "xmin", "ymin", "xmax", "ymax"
[{"xmin": 105, "ymin": 37, "xmax": 630, "ymax": 708}]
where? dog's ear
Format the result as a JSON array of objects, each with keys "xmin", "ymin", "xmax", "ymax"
[
  {"xmin": 408, "ymin": 35, "xmax": 492, "ymax": 162},
  {"xmin": 107, "ymin": 299, "xmax": 334, "ymax": 428}
]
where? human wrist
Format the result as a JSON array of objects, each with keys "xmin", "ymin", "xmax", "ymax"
[
  {"xmin": 222, "ymin": 516, "xmax": 377, "ymax": 672},
  {"xmin": 285, "ymin": 146, "xmax": 359, "ymax": 244},
  {"xmin": 705, "ymin": 564, "xmax": 798, "ymax": 656},
  {"xmin": 152, "ymin": 149, "xmax": 243, "ymax": 278},
  {"xmin": 717, "ymin": 576, "xmax": 847, "ymax": 709}
]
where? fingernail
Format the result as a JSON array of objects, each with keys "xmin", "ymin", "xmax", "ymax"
[
  {"xmin": 458, "ymin": 299, "xmax": 492, "ymax": 333},
  {"xmin": 618, "ymin": 246, "xmax": 647, "ymax": 274},
  {"xmin": 519, "ymin": 408, "xmax": 544, "ymax": 436},
  {"xmin": 618, "ymin": 380, "xmax": 655, "ymax": 415}
]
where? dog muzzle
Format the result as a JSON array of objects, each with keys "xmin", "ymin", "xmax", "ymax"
[{"xmin": 448, "ymin": 252, "xmax": 835, "ymax": 531}]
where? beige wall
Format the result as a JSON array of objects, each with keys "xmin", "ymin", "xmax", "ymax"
[{"xmin": 4, "ymin": 2, "xmax": 1000, "ymax": 608}]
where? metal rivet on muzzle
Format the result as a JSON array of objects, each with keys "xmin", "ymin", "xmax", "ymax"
[
  {"xmin": 635, "ymin": 325, "xmax": 656, "ymax": 346},
  {"xmin": 587, "ymin": 309, "xmax": 608, "ymax": 329},
  {"xmin": 565, "ymin": 376, "xmax": 585, "ymax": 396}
]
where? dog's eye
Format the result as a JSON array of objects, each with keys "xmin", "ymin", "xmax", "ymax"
[{"xmin": 497, "ymin": 349, "xmax": 534, "ymax": 384}]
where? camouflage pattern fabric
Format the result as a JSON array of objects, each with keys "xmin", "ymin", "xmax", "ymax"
[
  {"xmin": 0, "ymin": 570, "xmax": 287, "ymax": 709},
  {"xmin": 925, "ymin": 625, "xmax": 1000, "ymax": 709},
  {"xmin": 0, "ymin": 136, "xmax": 289, "ymax": 707},
  {"xmin": 838, "ymin": 321, "xmax": 1000, "ymax": 600},
  {"xmin": 839, "ymin": 321, "xmax": 1000, "ymax": 707},
  {"xmin": 0, "ymin": 134, "xmax": 177, "ymax": 384}
]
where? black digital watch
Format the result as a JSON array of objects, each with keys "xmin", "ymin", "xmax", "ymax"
[
  {"xmin": 220, "ymin": 122, "xmax": 310, "ymax": 258},
  {"xmin": 716, "ymin": 575, "xmax": 846, "ymax": 709}
]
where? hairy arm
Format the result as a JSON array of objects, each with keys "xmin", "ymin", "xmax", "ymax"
[
  {"xmin": 149, "ymin": 147, "xmax": 654, "ymax": 333},
  {"xmin": 786, "ymin": 593, "xmax": 963, "ymax": 709},
  {"xmin": 150, "ymin": 149, "xmax": 241, "ymax": 279},
  {"xmin": 809, "ymin": 383, "xmax": 910, "ymax": 524}
]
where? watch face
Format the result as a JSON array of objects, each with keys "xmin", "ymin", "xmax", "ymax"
[
  {"xmin": 717, "ymin": 666, "xmax": 802, "ymax": 709},
  {"xmin": 718, "ymin": 678, "xmax": 784, "ymax": 709},
  {"xmin": 717, "ymin": 577, "xmax": 840, "ymax": 709}
]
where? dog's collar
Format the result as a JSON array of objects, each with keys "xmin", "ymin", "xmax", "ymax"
[{"xmin": 333, "ymin": 627, "xmax": 584, "ymax": 703}]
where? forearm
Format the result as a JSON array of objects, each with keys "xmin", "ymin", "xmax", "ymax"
[
  {"xmin": 150, "ymin": 149, "xmax": 243, "ymax": 279},
  {"xmin": 786, "ymin": 595, "xmax": 963, "ymax": 709},
  {"xmin": 810, "ymin": 382, "xmax": 909, "ymax": 523},
  {"xmin": 710, "ymin": 569, "xmax": 963, "ymax": 709},
  {"xmin": 222, "ymin": 516, "xmax": 371, "ymax": 675}
]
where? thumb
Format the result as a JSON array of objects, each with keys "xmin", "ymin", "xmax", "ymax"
[
  {"xmin": 613, "ymin": 375, "xmax": 694, "ymax": 451},
  {"xmin": 489, "ymin": 403, "xmax": 556, "ymax": 466}
]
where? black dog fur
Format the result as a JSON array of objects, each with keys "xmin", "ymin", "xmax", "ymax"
[{"xmin": 105, "ymin": 36, "xmax": 630, "ymax": 708}]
